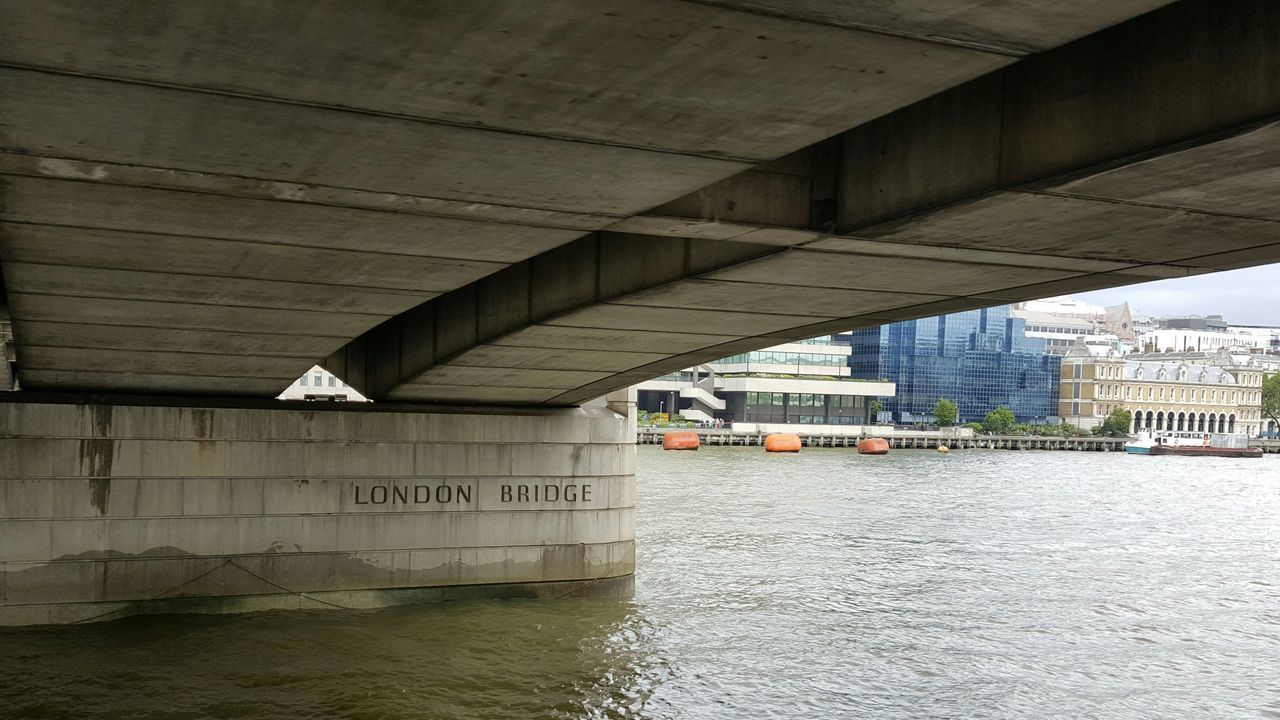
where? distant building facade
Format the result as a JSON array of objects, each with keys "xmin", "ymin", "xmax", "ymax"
[
  {"xmin": 847, "ymin": 305, "xmax": 1061, "ymax": 425},
  {"xmin": 278, "ymin": 365, "xmax": 369, "ymax": 402},
  {"xmin": 0, "ymin": 309, "xmax": 13, "ymax": 391},
  {"xmin": 1059, "ymin": 342, "xmax": 1265, "ymax": 435},
  {"xmin": 635, "ymin": 337, "xmax": 894, "ymax": 429}
]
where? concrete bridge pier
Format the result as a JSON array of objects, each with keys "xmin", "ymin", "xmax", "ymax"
[{"xmin": 0, "ymin": 394, "xmax": 636, "ymax": 626}]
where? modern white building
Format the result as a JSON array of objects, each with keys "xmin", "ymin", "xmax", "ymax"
[
  {"xmin": 1137, "ymin": 328, "xmax": 1272, "ymax": 354},
  {"xmin": 1013, "ymin": 308, "xmax": 1107, "ymax": 355},
  {"xmin": 278, "ymin": 365, "xmax": 369, "ymax": 402},
  {"xmin": 635, "ymin": 337, "xmax": 895, "ymax": 431},
  {"xmin": 1013, "ymin": 297, "xmax": 1136, "ymax": 352}
]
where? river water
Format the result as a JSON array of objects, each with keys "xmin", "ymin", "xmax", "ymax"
[{"xmin": 3, "ymin": 448, "xmax": 1278, "ymax": 719}]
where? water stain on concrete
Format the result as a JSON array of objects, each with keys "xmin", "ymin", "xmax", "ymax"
[{"xmin": 79, "ymin": 405, "xmax": 116, "ymax": 516}]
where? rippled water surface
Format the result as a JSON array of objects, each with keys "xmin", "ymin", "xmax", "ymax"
[{"xmin": 4, "ymin": 449, "xmax": 1279, "ymax": 719}]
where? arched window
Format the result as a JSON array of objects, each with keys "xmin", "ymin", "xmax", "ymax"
[
  {"xmin": 1145, "ymin": 411, "xmax": 1154, "ymax": 431},
  {"xmin": 1156, "ymin": 412, "xmax": 1165, "ymax": 431},
  {"xmin": 1177, "ymin": 412, "xmax": 1186, "ymax": 431},
  {"xmin": 1197, "ymin": 413, "xmax": 1206, "ymax": 432},
  {"xmin": 1228, "ymin": 414, "xmax": 1236, "ymax": 433}
]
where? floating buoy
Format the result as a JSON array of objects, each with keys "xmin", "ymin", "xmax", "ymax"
[
  {"xmin": 662, "ymin": 431, "xmax": 700, "ymax": 451},
  {"xmin": 857, "ymin": 437, "xmax": 890, "ymax": 455},
  {"xmin": 764, "ymin": 433, "xmax": 802, "ymax": 453},
  {"xmin": 937, "ymin": 445, "xmax": 950, "ymax": 453}
]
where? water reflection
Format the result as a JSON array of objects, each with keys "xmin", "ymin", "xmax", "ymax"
[{"xmin": 1, "ymin": 598, "xmax": 666, "ymax": 720}]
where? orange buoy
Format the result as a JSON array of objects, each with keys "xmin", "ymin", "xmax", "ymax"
[
  {"xmin": 662, "ymin": 431, "xmax": 700, "ymax": 451},
  {"xmin": 857, "ymin": 437, "xmax": 890, "ymax": 455},
  {"xmin": 764, "ymin": 433, "xmax": 802, "ymax": 453}
]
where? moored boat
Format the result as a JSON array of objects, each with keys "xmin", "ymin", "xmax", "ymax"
[
  {"xmin": 662, "ymin": 430, "xmax": 700, "ymax": 450},
  {"xmin": 1124, "ymin": 430, "xmax": 1263, "ymax": 458},
  {"xmin": 857, "ymin": 437, "xmax": 890, "ymax": 455},
  {"xmin": 765, "ymin": 433, "xmax": 802, "ymax": 453}
]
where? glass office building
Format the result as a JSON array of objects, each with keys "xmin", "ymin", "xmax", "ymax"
[{"xmin": 845, "ymin": 305, "xmax": 1061, "ymax": 424}]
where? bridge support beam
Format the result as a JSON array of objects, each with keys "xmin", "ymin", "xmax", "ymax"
[{"xmin": 0, "ymin": 397, "xmax": 635, "ymax": 626}]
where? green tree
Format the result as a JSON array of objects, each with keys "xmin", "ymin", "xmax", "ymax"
[
  {"xmin": 1263, "ymin": 373, "xmax": 1280, "ymax": 430},
  {"xmin": 932, "ymin": 398, "xmax": 958, "ymax": 426},
  {"xmin": 868, "ymin": 399, "xmax": 883, "ymax": 422},
  {"xmin": 982, "ymin": 406, "xmax": 1016, "ymax": 434},
  {"xmin": 1099, "ymin": 408, "xmax": 1133, "ymax": 437},
  {"xmin": 963, "ymin": 421, "xmax": 984, "ymax": 433}
]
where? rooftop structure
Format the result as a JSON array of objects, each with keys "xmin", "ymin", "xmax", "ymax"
[{"xmin": 1161, "ymin": 314, "xmax": 1230, "ymax": 332}]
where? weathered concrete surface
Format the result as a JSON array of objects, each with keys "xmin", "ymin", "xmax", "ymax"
[
  {"xmin": 0, "ymin": 398, "xmax": 635, "ymax": 625},
  {"xmin": 0, "ymin": 0, "xmax": 1182, "ymax": 400},
  {"xmin": 315, "ymin": 0, "xmax": 1280, "ymax": 405}
]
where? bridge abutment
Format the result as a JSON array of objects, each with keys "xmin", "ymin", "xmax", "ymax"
[{"xmin": 0, "ymin": 396, "xmax": 635, "ymax": 625}]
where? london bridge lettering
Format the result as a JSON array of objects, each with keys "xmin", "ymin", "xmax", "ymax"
[
  {"xmin": 354, "ymin": 483, "xmax": 473, "ymax": 505},
  {"xmin": 351, "ymin": 481, "xmax": 593, "ymax": 506},
  {"xmin": 501, "ymin": 483, "xmax": 591, "ymax": 503}
]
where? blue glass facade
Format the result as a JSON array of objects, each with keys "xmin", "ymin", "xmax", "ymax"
[{"xmin": 845, "ymin": 306, "xmax": 1062, "ymax": 424}]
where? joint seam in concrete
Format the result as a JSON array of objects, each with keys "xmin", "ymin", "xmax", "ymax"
[
  {"xmin": 0, "ymin": 155, "xmax": 619, "ymax": 232},
  {"xmin": 675, "ymin": 0, "xmax": 1027, "ymax": 57},
  {"xmin": 0, "ymin": 63, "xmax": 765, "ymax": 165}
]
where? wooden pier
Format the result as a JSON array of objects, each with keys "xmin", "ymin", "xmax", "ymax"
[
  {"xmin": 1252, "ymin": 439, "xmax": 1280, "ymax": 454},
  {"xmin": 637, "ymin": 430, "xmax": 1129, "ymax": 452}
]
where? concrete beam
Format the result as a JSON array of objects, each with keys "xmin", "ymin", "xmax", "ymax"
[{"xmin": 323, "ymin": 233, "xmax": 784, "ymax": 400}]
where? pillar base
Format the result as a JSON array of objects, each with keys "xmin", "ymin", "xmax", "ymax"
[{"xmin": 0, "ymin": 397, "xmax": 635, "ymax": 626}]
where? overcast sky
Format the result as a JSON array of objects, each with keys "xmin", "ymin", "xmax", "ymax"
[{"xmin": 1069, "ymin": 262, "xmax": 1280, "ymax": 326}]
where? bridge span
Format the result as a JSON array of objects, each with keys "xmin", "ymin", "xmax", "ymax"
[{"xmin": 2, "ymin": 0, "xmax": 1279, "ymax": 623}]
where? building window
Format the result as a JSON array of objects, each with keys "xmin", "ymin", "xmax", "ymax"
[
  {"xmin": 329, "ymin": 376, "xmax": 336, "ymax": 387},
  {"xmin": 299, "ymin": 376, "xmax": 308, "ymax": 387}
]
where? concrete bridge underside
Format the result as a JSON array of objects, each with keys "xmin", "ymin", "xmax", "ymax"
[{"xmin": 4, "ymin": 0, "xmax": 1279, "ymax": 406}]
